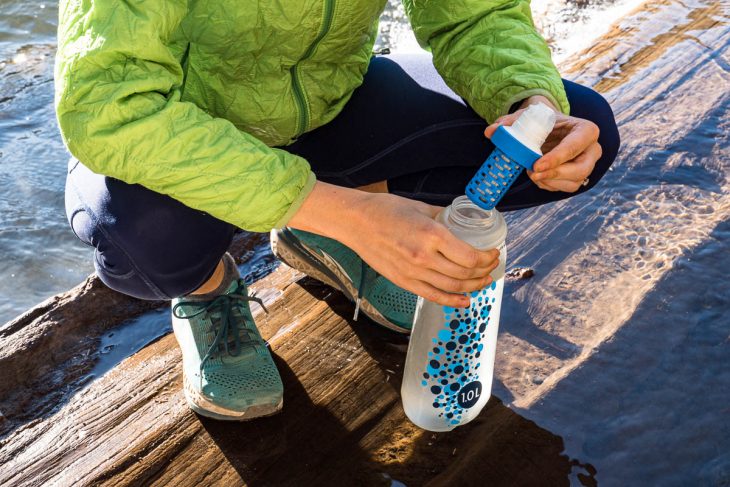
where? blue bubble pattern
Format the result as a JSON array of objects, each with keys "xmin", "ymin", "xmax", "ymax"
[{"xmin": 421, "ymin": 281, "xmax": 497, "ymax": 426}]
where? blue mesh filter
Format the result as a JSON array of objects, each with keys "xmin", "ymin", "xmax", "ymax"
[{"xmin": 466, "ymin": 125, "xmax": 542, "ymax": 210}]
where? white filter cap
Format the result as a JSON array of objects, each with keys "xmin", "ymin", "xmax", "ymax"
[{"xmin": 506, "ymin": 102, "xmax": 556, "ymax": 154}]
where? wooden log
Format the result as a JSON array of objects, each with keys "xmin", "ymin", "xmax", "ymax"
[
  {"xmin": 1, "ymin": 0, "xmax": 727, "ymax": 484},
  {"xmin": 0, "ymin": 276, "xmax": 579, "ymax": 486}
]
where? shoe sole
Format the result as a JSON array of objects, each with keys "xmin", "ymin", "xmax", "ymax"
[
  {"xmin": 183, "ymin": 374, "xmax": 283, "ymax": 421},
  {"xmin": 271, "ymin": 228, "xmax": 409, "ymax": 334}
]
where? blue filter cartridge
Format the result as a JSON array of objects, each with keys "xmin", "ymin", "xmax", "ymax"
[{"xmin": 466, "ymin": 103, "xmax": 556, "ymax": 210}]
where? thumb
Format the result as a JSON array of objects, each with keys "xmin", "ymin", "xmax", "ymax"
[{"xmin": 484, "ymin": 110, "xmax": 523, "ymax": 139}]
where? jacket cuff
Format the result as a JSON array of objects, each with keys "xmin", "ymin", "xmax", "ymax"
[
  {"xmin": 273, "ymin": 171, "xmax": 317, "ymax": 229},
  {"xmin": 501, "ymin": 88, "xmax": 570, "ymax": 119}
]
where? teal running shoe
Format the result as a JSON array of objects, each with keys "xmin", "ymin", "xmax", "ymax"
[
  {"xmin": 171, "ymin": 278, "xmax": 283, "ymax": 420},
  {"xmin": 270, "ymin": 228, "xmax": 416, "ymax": 333}
]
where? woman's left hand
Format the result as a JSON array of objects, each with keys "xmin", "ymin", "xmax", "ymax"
[{"xmin": 484, "ymin": 95, "xmax": 602, "ymax": 193}]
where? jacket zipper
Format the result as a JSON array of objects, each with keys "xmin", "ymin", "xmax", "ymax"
[
  {"xmin": 291, "ymin": 0, "xmax": 335, "ymax": 136},
  {"xmin": 179, "ymin": 43, "xmax": 191, "ymax": 99}
]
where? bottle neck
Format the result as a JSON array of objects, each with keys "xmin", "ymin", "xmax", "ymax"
[
  {"xmin": 442, "ymin": 196, "xmax": 507, "ymax": 250},
  {"xmin": 446, "ymin": 196, "xmax": 499, "ymax": 231}
]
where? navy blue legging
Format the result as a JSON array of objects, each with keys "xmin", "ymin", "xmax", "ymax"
[{"xmin": 65, "ymin": 54, "xmax": 620, "ymax": 300}]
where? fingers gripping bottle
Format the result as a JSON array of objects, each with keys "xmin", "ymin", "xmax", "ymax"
[
  {"xmin": 401, "ymin": 196, "xmax": 507, "ymax": 431},
  {"xmin": 466, "ymin": 103, "xmax": 556, "ymax": 210}
]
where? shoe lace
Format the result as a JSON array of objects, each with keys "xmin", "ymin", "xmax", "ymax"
[
  {"xmin": 353, "ymin": 260, "xmax": 370, "ymax": 321},
  {"xmin": 172, "ymin": 279, "xmax": 268, "ymax": 378}
]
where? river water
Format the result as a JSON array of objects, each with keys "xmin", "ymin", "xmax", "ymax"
[
  {"xmin": 1, "ymin": 0, "xmax": 728, "ymax": 485},
  {"xmin": 0, "ymin": 0, "xmax": 81, "ymax": 324}
]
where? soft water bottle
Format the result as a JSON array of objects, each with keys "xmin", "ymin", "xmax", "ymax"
[
  {"xmin": 401, "ymin": 104, "xmax": 555, "ymax": 431},
  {"xmin": 401, "ymin": 196, "xmax": 507, "ymax": 431}
]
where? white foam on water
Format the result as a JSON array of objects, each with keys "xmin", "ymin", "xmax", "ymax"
[
  {"xmin": 532, "ymin": 0, "xmax": 649, "ymax": 63},
  {"xmin": 377, "ymin": 0, "xmax": 649, "ymax": 61}
]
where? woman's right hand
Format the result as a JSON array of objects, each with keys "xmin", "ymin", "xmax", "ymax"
[{"xmin": 287, "ymin": 182, "xmax": 500, "ymax": 307}]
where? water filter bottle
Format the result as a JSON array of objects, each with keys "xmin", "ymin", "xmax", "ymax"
[
  {"xmin": 466, "ymin": 103, "xmax": 556, "ymax": 210},
  {"xmin": 401, "ymin": 196, "xmax": 507, "ymax": 431}
]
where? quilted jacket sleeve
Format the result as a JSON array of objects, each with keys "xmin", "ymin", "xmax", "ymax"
[
  {"xmin": 403, "ymin": 0, "xmax": 570, "ymax": 123},
  {"xmin": 55, "ymin": 0, "xmax": 315, "ymax": 232}
]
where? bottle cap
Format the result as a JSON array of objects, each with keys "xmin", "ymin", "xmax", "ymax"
[{"xmin": 505, "ymin": 103, "xmax": 556, "ymax": 154}]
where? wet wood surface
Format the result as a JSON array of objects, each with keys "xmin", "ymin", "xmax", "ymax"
[{"xmin": 1, "ymin": 0, "xmax": 727, "ymax": 485}]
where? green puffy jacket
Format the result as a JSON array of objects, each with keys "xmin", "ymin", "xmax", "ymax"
[{"xmin": 55, "ymin": 0, "xmax": 569, "ymax": 232}]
